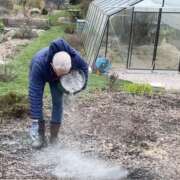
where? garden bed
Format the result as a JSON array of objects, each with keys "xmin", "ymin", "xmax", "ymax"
[{"xmin": 0, "ymin": 91, "xmax": 180, "ymax": 179}]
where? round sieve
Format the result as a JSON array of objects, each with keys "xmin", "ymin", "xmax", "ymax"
[{"xmin": 60, "ymin": 70, "xmax": 86, "ymax": 94}]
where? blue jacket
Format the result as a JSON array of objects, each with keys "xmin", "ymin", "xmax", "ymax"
[{"xmin": 29, "ymin": 38, "xmax": 88, "ymax": 120}]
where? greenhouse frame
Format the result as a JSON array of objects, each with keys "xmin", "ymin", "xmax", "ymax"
[{"xmin": 82, "ymin": 0, "xmax": 180, "ymax": 71}]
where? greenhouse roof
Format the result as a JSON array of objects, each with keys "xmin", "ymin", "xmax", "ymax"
[
  {"xmin": 135, "ymin": 0, "xmax": 162, "ymax": 7},
  {"xmin": 92, "ymin": 0, "xmax": 180, "ymax": 15},
  {"xmin": 93, "ymin": 0, "xmax": 143, "ymax": 15}
]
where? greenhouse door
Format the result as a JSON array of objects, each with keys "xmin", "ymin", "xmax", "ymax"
[
  {"xmin": 155, "ymin": 12, "xmax": 180, "ymax": 71},
  {"xmin": 128, "ymin": 11, "xmax": 159, "ymax": 70}
]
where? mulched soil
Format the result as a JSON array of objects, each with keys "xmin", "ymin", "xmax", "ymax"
[{"xmin": 0, "ymin": 91, "xmax": 180, "ymax": 179}]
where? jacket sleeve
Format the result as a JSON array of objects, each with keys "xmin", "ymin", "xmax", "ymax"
[
  {"xmin": 47, "ymin": 38, "xmax": 89, "ymax": 85},
  {"xmin": 29, "ymin": 62, "xmax": 45, "ymax": 120}
]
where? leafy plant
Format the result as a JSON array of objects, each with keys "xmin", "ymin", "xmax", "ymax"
[{"xmin": 122, "ymin": 83, "xmax": 153, "ymax": 95}]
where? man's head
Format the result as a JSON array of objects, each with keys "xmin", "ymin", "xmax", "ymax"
[{"xmin": 51, "ymin": 51, "xmax": 72, "ymax": 77}]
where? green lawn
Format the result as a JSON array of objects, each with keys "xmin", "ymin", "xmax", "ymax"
[{"xmin": 0, "ymin": 26, "xmax": 65, "ymax": 95}]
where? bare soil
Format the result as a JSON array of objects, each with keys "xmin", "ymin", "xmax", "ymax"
[{"xmin": 0, "ymin": 91, "xmax": 180, "ymax": 179}]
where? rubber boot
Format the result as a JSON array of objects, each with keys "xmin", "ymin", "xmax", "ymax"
[
  {"xmin": 31, "ymin": 120, "xmax": 47, "ymax": 149},
  {"xmin": 50, "ymin": 123, "xmax": 61, "ymax": 144}
]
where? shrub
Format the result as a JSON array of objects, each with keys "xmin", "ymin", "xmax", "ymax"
[
  {"xmin": 64, "ymin": 24, "xmax": 75, "ymax": 34},
  {"xmin": 0, "ymin": 92, "xmax": 28, "ymax": 119},
  {"xmin": 42, "ymin": 8, "xmax": 48, "ymax": 15}
]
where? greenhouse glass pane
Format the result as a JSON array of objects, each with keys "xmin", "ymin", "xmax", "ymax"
[
  {"xmin": 83, "ymin": 0, "xmax": 145, "ymax": 65},
  {"xmin": 85, "ymin": 10, "xmax": 99, "ymax": 60},
  {"xmin": 87, "ymin": 13, "xmax": 106, "ymax": 64},
  {"xmin": 84, "ymin": 5, "xmax": 97, "ymax": 52},
  {"xmin": 83, "ymin": 4, "xmax": 96, "ymax": 46},
  {"xmin": 86, "ymin": 11, "xmax": 103, "ymax": 61},
  {"xmin": 90, "ymin": 15, "xmax": 107, "ymax": 59},
  {"xmin": 89, "ymin": 16, "xmax": 108, "ymax": 65},
  {"xmin": 156, "ymin": 12, "xmax": 180, "ymax": 70},
  {"xmin": 83, "ymin": 5, "xmax": 93, "ymax": 49},
  {"xmin": 98, "ymin": 26, "xmax": 108, "ymax": 58},
  {"xmin": 81, "ymin": 4, "xmax": 93, "ymax": 43},
  {"xmin": 106, "ymin": 9, "xmax": 133, "ymax": 69},
  {"xmin": 130, "ymin": 12, "xmax": 159, "ymax": 69}
]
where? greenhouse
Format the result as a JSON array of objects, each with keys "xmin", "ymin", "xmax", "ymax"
[{"xmin": 82, "ymin": 0, "xmax": 180, "ymax": 71}]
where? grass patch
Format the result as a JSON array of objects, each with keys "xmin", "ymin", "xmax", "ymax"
[
  {"xmin": 87, "ymin": 74, "xmax": 131, "ymax": 92},
  {"xmin": 86, "ymin": 73, "xmax": 153, "ymax": 96},
  {"xmin": 0, "ymin": 26, "xmax": 65, "ymax": 95},
  {"xmin": 87, "ymin": 74, "xmax": 108, "ymax": 92}
]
